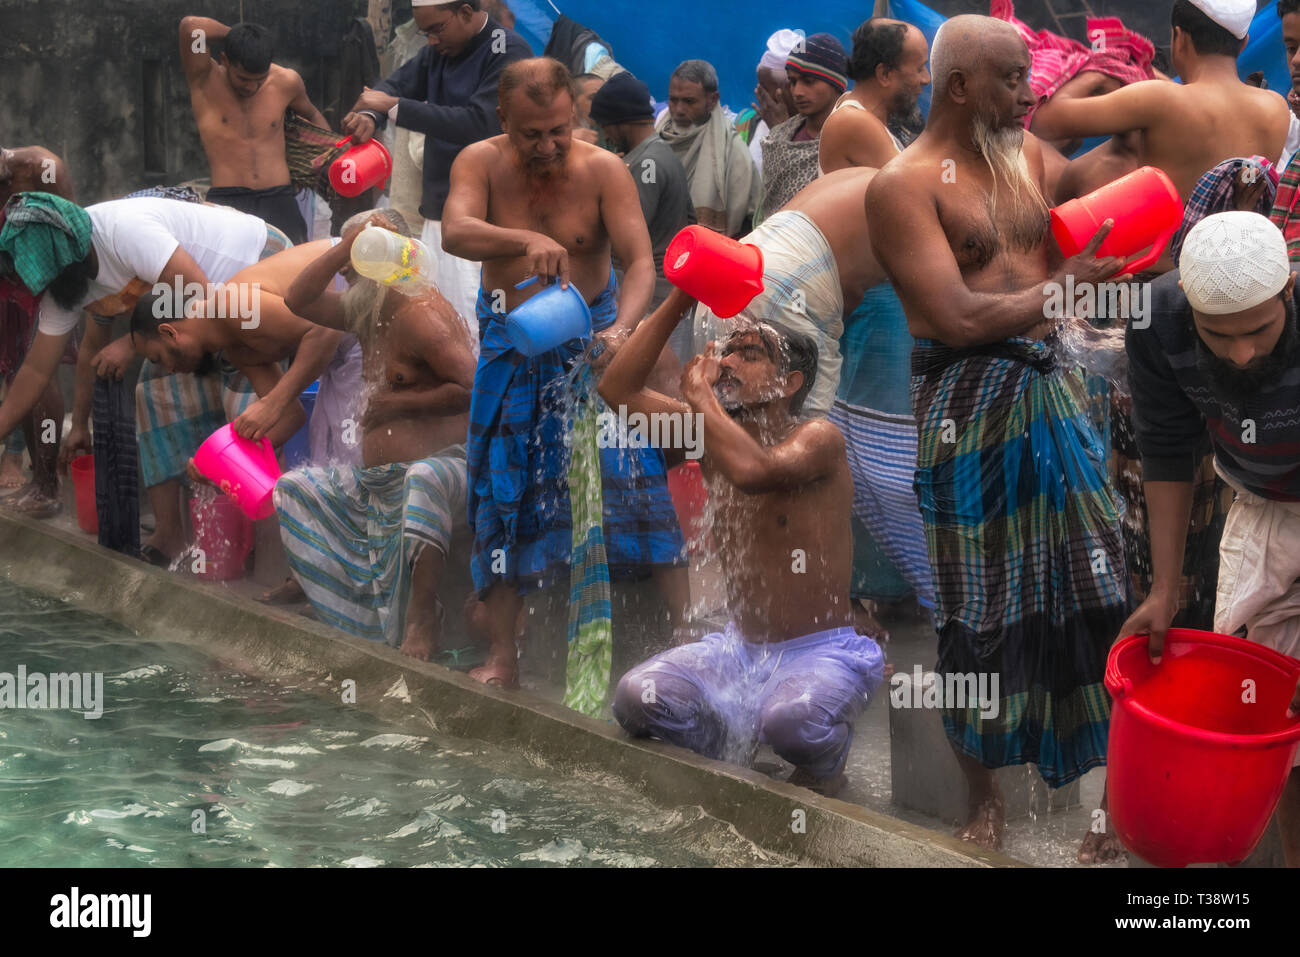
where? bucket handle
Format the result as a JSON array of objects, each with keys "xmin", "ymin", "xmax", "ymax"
[
  {"xmin": 1116, "ymin": 220, "xmax": 1179, "ymax": 276},
  {"xmin": 333, "ymin": 135, "xmax": 354, "ymax": 150}
]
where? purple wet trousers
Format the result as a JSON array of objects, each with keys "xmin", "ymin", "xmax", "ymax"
[{"xmin": 613, "ymin": 625, "xmax": 884, "ymax": 779}]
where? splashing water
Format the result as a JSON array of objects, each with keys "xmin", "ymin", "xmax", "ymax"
[{"xmin": 1053, "ymin": 319, "xmax": 1129, "ymax": 396}]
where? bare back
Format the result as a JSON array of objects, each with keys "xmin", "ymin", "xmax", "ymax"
[
  {"xmin": 1138, "ymin": 79, "xmax": 1289, "ymax": 203},
  {"xmin": 703, "ymin": 419, "xmax": 854, "ymax": 641},
  {"xmin": 783, "ymin": 167, "xmax": 887, "ymax": 305},
  {"xmin": 476, "ymin": 137, "xmax": 616, "ymax": 311},
  {"xmin": 188, "ymin": 64, "xmax": 299, "ymax": 189}
]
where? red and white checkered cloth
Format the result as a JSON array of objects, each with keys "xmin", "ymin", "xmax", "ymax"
[{"xmin": 990, "ymin": 0, "xmax": 1156, "ymax": 126}]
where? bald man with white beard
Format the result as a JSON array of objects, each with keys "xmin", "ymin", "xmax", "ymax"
[{"xmin": 866, "ymin": 14, "xmax": 1131, "ymax": 860}]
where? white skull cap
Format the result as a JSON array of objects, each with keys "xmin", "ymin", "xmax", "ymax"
[
  {"xmin": 1187, "ymin": 0, "xmax": 1254, "ymax": 40},
  {"xmin": 1180, "ymin": 211, "xmax": 1292, "ymax": 316}
]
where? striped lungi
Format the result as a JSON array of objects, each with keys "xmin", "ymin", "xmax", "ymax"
[
  {"xmin": 912, "ymin": 335, "xmax": 1130, "ymax": 788},
  {"xmin": 828, "ymin": 401, "xmax": 934, "ymax": 609},
  {"xmin": 134, "ymin": 358, "xmax": 259, "ymax": 487},
  {"xmin": 832, "ymin": 283, "xmax": 932, "ymax": 607},
  {"xmin": 273, "ymin": 445, "xmax": 468, "ymax": 647}
]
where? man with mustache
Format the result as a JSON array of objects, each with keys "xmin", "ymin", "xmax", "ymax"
[
  {"xmin": 600, "ymin": 287, "xmax": 883, "ymax": 797},
  {"xmin": 441, "ymin": 57, "xmax": 686, "ymax": 689},
  {"xmin": 1121, "ymin": 211, "xmax": 1300, "ymax": 866},
  {"xmin": 866, "ymin": 14, "xmax": 1129, "ymax": 857},
  {"xmin": 658, "ymin": 60, "xmax": 758, "ymax": 239},
  {"xmin": 818, "ymin": 18, "xmax": 931, "ymax": 174}
]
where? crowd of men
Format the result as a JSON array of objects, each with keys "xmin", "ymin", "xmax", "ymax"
[{"xmin": 5, "ymin": 0, "xmax": 1300, "ymax": 866}]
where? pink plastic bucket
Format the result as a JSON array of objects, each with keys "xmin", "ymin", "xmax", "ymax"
[
  {"xmin": 189, "ymin": 493, "xmax": 253, "ymax": 581},
  {"xmin": 193, "ymin": 424, "xmax": 281, "ymax": 521}
]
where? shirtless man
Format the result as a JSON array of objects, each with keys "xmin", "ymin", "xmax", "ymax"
[
  {"xmin": 179, "ymin": 15, "xmax": 331, "ymax": 243},
  {"xmin": 601, "ymin": 287, "xmax": 884, "ymax": 796},
  {"xmin": 1031, "ymin": 0, "xmax": 1290, "ymax": 270},
  {"xmin": 442, "ymin": 57, "xmax": 687, "ymax": 688},
  {"xmin": 866, "ymin": 15, "xmax": 1130, "ymax": 858},
  {"xmin": 692, "ymin": 166, "xmax": 887, "ymax": 416},
  {"xmin": 0, "ymin": 146, "xmax": 75, "ymax": 510},
  {"xmin": 818, "ymin": 19, "xmax": 930, "ymax": 174},
  {"xmin": 127, "ymin": 239, "xmax": 345, "ymax": 446},
  {"xmin": 271, "ymin": 212, "xmax": 475, "ymax": 660}
]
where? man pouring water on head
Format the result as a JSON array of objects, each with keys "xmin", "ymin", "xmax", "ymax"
[
  {"xmin": 1120, "ymin": 211, "xmax": 1300, "ymax": 867},
  {"xmin": 599, "ymin": 284, "xmax": 884, "ymax": 797}
]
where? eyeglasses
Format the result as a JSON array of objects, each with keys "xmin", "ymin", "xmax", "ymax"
[{"xmin": 420, "ymin": 17, "xmax": 454, "ymax": 37}]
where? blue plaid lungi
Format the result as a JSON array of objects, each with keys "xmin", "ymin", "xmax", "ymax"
[
  {"xmin": 911, "ymin": 335, "xmax": 1130, "ymax": 788},
  {"xmin": 467, "ymin": 268, "xmax": 685, "ymax": 595}
]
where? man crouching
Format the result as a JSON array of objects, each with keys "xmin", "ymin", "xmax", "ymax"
[{"xmin": 599, "ymin": 287, "xmax": 884, "ymax": 795}]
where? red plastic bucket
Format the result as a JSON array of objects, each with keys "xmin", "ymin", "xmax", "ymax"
[
  {"xmin": 1050, "ymin": 166, "xmax": 1183, "ymax": 276},
  {"xmin": 666, "ymin": 461, "xmax": 708, "ymax": 552},
  {"xmin": 188, "ymin": 493, "xmax": 253, "ymax": 581},
  {"xmin": 328, "ymin": 136, "xmax": 393, "ymax": 197},
  {"xmin": 664, "ymin": 225, "xmax": 765, "ymax": 318},
  {"xmin": 1105, "ymin": 629, "xmax": 1300, "ymax": 866},
  {"xmin": 70, "ymin": 454, "xmax": 97, "ymax": 535}
]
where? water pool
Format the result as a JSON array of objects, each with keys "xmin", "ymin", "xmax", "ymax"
[{"xmin": 0, "ymin": 582, "xmax": 782, "ymax": 868}]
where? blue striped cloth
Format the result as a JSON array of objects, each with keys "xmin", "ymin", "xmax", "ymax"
[
  {"xmin": 274, "ymin": 448, "xmax": 468, "ymax": 647},
  {"xmin": 467, "ymin": 268, "xmax": 685, "ymax": 595}
]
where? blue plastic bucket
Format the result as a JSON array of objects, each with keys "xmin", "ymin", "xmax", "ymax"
[
  {"xmin": 504, "ymin": 278, "xmax": 591, "ymax": 357},
  {"xmin": 282, "ymin": 381, "xmax": 319, "ymax": 469}
]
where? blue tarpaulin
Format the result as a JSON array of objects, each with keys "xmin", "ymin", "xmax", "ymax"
[{"xmin": 505, "ymin": 1, "xmax": 1292, "ymax": 119}]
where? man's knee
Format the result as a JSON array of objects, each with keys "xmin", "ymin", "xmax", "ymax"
[
  {"xmin": 612, "ymin": 665, "xmax": 691, "ymax": 736},
  {"xmin": 761, "ymin": 695, "xmax": 850, "ymax": 772}
]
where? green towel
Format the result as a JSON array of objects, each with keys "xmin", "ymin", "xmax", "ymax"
[
  {"xmin": 0, "ymin": 192, "xmax": 92, "ymax": 295},
  {"xmin": 562, "ymin": 375, "xmax": 614, "ymax": 717}
]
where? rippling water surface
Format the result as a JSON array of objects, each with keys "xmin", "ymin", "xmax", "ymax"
[{"xmin": 0, "ymin": 582, "xmax": 781, "ymax": 867}]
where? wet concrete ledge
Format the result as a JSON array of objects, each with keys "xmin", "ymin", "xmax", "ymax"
[{"xmin": 0, "ymin": 511, "xmax": 1022, "ymax": 868}]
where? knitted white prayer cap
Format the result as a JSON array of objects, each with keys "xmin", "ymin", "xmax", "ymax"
[
  {"xmin": 1180, "ymin": 212, "xmax": 1292, "ymax": 315},
  {"xmin": 1187, "ymin": 0, "xmax": 1254, "ymax": 40}
]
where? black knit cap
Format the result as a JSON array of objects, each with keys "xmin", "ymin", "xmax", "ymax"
[{"xmin": 589, "ymin": 71, "xmax": 655, "ymax": 126}]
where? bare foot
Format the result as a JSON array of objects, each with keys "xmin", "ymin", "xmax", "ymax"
[
  {"xmin": 4, "ymin": 486, "xmax": 61, "ymax": 518},
  {"xmin": 955, "ymin": 796, "xmax": 1005, "ymax": 850},
  {"xmin": 788, "ymin": 767, "xmax": 846, "ymax": 798},
  {"xmin": 469, "ymin": 657, "xmax": 519, "ymax": 689},
  {"xmin": 853, "ymin": 600, "xmax": 891, "ymax": 644},
  {"xmin": 400, "ymin": 598, "xmax": 444, "ymax": 663},
  {"xmin": 0, "ymin": 453, "xmax": 26, "ymax": 489},
  {"xmin": 258, "ymin": 578, "xmax": 305, "ymax": 605},
  {"xmin": 1077, "ymin": 829, "xmax": 1126, "ymax": 864}
]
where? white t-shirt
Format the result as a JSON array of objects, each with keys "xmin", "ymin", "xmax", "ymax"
[{"xmin": 37, "ymin": 197, "xmax": 268, "ymax": 335}]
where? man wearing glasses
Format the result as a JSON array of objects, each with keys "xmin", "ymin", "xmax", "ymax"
[{"xmin": 342, "ymin": 1, "xmax": 529, "ymax": 335}]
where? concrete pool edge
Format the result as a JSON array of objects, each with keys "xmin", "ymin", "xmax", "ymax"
[{"xmin": 0, "ymin": 511, "xmax": 1022, "ymax": 868}]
